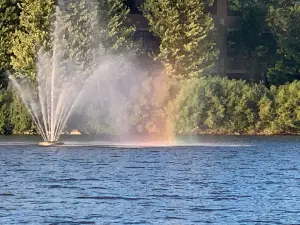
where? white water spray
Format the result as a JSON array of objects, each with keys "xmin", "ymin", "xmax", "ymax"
[{"xmin": 9, "ymin": 2, "xmax": 145, "ymax": 142}]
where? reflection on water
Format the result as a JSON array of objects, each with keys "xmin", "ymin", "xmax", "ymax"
[{"xmin": 1, "ymin": 135, "xmax": 300, "ymax": 224}]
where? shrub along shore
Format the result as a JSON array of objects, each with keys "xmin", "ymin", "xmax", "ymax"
[
  {"xmin": 174, "ymin": 76, "xmax": 300, "ymax": 136},
  {"xmin": 1, "ymin": 76, "xmax": 300, "ymax": 136}
]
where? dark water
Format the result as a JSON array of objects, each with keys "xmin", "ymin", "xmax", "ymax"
[{"xmin": 1, "ymin": 135, "xmax": 300, "ymax": 224}]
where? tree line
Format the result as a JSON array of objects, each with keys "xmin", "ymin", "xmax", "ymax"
[
  {"xmin": 228, "ymin": 0, "xmax": 300, "ymax": 84},
  {"xmin": 0, "ymin": 0, "xmax": 300, "ymax": 135}
]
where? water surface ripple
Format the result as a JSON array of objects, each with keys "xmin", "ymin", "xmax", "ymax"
[{"xmin": 1, "ymin": 136, "xmax": 300, "ymax": 224}]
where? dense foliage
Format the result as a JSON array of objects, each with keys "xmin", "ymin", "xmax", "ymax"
[
  {"xmin": 228, "ymin": 0, "xmax": 300, "ymax": 84},
  {"xmin": 267, "ymin": 4, "xmax": 300, "ymax": 85},
  {"xmin": 175, "ymin": 76, "xmax": 300, "ymax": 134},
  {"xmin": 1, "ymin": 0, "xmax": 300, "ymax": 136},
  {"xmin": 227, "ymin": 0, "xmax": 277, "ymax": 82},
  {"xmin": 11, "ymin": 0, "xmax": 55, "ymax": 79},
  {"xmin": 142, "ymin": 0, "xmax": 218, "ymax": 79},
  {"xmin": 0, "ymin": 0, "xmax": 20, "ymax": 86},
  {"xmin": 0, "ymin": 87, "xmax": 32, "ymax": 134},
  {"xmin": 104, "ymin": 0, "xmax": 140, "ymax": 54}
]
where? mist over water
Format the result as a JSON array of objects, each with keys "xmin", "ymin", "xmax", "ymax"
[
  {"xmin": 9, "ymin": 1, "xmax": 148, "ymax": 142},
  {"xmin": 70, "ymin": 56, "xmax": 146, "ymax": 136}
]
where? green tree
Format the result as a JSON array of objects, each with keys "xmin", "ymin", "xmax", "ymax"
[
  {"xmin": 11, "ymin": 0, "xmax": 139, "ymax": 79},
  {"xmin": 175, "ymin": 76, "xmax": 271, "ymax": 134},
  {"xmin": 142, "ymin": 0, "xmax": 218, "ymax": 79},
  {"xmin": 0, "ymin": 0, "xmax": 20, "ymax": 86},
  {"xmin": 0, "ymin": 89, "xmax": 10, "ymax": 134},
  {"xmin": 228, "ymin": 0, "xmax": 274, "ymax": 82},
  {"xmin": 10, "ymin": 0, "xmax": 55, "ymax": 79},
  {"xmin": 267, "ymin": 4, "xmax": 300, "ymax": 85},
  {"xmin": 55, "ymin": 0, "xmax": 103, "ymax": 76},
  {"xmin": 9, "ymin": 91, "xmax": 33, "ymax": 134},
  {"xmin": 277, "ymin": 82, "xmax": 300, "ymax": 131},
  {"xmin": 104, "ymin": 0, "xmax": 139, "ymax": 54},
  {"xmin": 56, "ymin": 0, "xmax": 139, "ymax": 75},
  {"xmin": 227, "ymin": 0, "xmax": 296, "ymax": 82},
  {"xmin": 0, "ymin": 87, "xmax": 32, "ymax": 134}
]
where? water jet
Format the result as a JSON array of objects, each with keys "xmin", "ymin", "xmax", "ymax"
[
  {"xmin": 8, "ymin": 4, "xmax": 94, "ymax": 145},
  {"xmin": 9, "ymin": 1, "xmax": 146, "ymax": 146}
]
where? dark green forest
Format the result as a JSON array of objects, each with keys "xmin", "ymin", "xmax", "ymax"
[{"xmin": 1, "ymin": 0, "xmax": 300, "ymax": 136}]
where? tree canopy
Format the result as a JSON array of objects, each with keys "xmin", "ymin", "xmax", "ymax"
[
  {"xmin": 0, "ymin": 0, "xmax": 20, "ymax": 86},
  {"xmin": 267, "ymin": 4, "xmax": 300, "ymax": 85},
  {"xmin": 142, "ymin": 0, "xmax": 218, "ymax": 79},
  {"xmin": 228, "ymin": 0, "xmax": 300, "ymax": 84},
  {"xmin": 10, "ymin": 0, "xmax": 55, "ymax": 79}
]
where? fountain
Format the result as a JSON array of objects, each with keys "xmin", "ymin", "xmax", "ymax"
[
  {"xmin": 9, "ymin": 1, "xmax": 145, "ymax": 146},
  {"xmin": 9, "ymin": 50, "xmax": 84, "ymax": 146},
  {"xmin": 8, "ymin": 3, "xmax": 100, "ymax": 146}
]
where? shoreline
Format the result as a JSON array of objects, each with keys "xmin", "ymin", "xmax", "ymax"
[{"xmin": 1, "ymin": 131, "xmax": 300, "ymax": 137}]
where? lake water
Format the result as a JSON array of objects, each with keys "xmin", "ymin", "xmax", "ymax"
[{"xmin": 1, "ymin": 135, "xmax": 300, "ymax": 224}]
